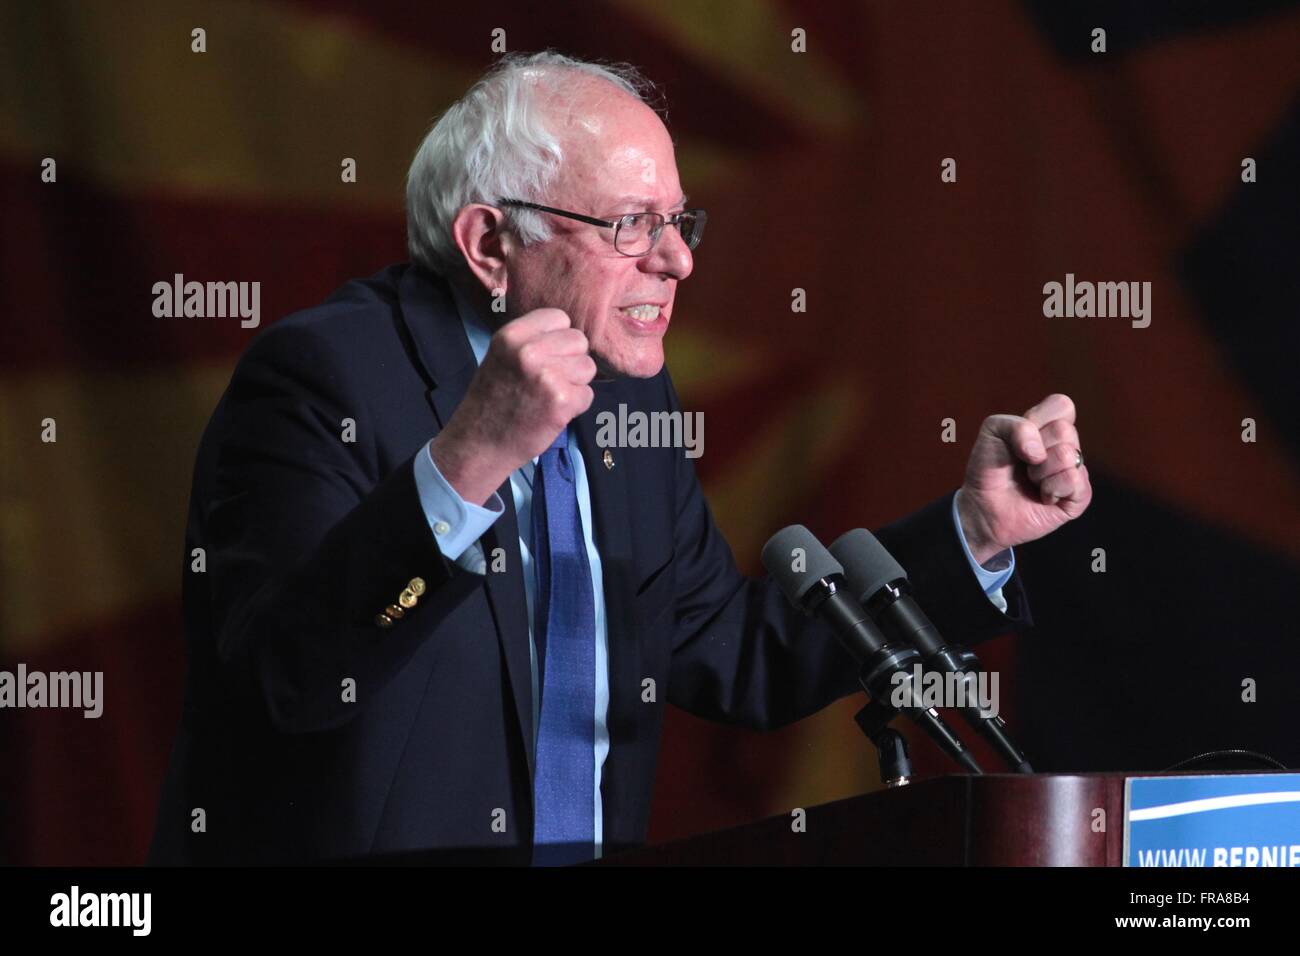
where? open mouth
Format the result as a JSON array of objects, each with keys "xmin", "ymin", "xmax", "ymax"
[
  {"xmin": 616, "ymin": 303, "xmax": 669, "ymax": 333},
  {"xmin": 618, "ymin": 304, "xmax": 661, "ymax": 320}
]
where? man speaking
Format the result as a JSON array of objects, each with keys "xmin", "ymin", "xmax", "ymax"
[{"xmin": 150, "ymin": 52, "xmax": 1091, "ymax": 865}]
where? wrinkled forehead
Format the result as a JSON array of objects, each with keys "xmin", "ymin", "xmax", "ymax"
[{"xmin": 544, "ymin": 80, "xmax": 681, "ymax": 210}]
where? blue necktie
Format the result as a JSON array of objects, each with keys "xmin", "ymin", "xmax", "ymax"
[{"xmin": 530, "ymin": 429, "xmax": 596, "ymax": 866}]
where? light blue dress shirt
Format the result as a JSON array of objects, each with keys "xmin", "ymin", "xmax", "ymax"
[
  {"xmin": 411, "ymin": 286, "xmax": 1013, "ymax": 858},
  {"xmin": 952, "ymin": 491, "xmax": 1014, "ymax": 613}
]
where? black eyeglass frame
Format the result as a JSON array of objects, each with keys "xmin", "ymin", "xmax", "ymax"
[{"xmin": 497, "ymin": 199, "xmax": 707, "ymax": 255}]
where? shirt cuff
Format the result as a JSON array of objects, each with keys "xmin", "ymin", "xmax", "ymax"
[
  {"xmin": 951, "ymin": 491, "xmax": 1015, "ymax": 597},
  {"xmin": 413, "ymin": 443, "xmax": 504, "ymax": 561}
]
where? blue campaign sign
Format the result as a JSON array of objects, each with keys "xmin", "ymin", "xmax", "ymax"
[{"xmin": 1124, "ymin": 773, "xmax": 1300, "ymax": 867}]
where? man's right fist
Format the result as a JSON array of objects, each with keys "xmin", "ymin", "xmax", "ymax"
[{"xmin": 428, "ymin": 308, "xmax": 597, "ymax": 506}]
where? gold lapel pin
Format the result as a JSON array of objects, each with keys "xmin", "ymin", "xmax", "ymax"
[{"xmin": 603, "ymin": 449, "xmax": 615, "ymax": 470}]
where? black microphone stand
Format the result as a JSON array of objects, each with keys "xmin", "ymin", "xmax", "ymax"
[
  {"xmin": 806, "ymin": 577, "xmax": 985, "ymax": 775},
  {"xmin": 854, "ymin": 697, "xmax": 913, "ymax": 787}
]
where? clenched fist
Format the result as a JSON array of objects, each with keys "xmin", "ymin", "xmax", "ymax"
[
  {"xmin": 956, "ymin": 393, "xmax": 1093, "ymax": 565},
  {"xmin": 429, "ymin": 308, "xmax": 597, "ymax": 505}
]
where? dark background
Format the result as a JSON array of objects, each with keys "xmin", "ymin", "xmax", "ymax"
[{"xmin": 1, "ymin": 0, "xmax": 1298, "ymax": 865}]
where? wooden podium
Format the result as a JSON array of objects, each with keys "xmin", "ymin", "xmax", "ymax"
[
  {"xmin": 347, "ymin": 769, "xmax": 1293, "ymax": 865},
  {"xmin": 599, "ymin": 773, "xmax": 1135, "ymax": 866}
]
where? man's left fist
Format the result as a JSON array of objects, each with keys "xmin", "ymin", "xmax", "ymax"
[{"xmin": 955, "ymin": 393, "xmax": 1092, "ymax": 565}]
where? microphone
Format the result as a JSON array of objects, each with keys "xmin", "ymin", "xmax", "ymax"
[
  {"xmin": 829, "ymin": 528, "xmax": 1033, "ymax": 773},
  {"xmin": 761, "ymin": 525, "xmax": 982, "ymax": 774}
]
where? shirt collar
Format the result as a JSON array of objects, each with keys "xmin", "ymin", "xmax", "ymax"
[{"xmin": 449, "ymin": 281, "xmax": 493, "ymax": 367}]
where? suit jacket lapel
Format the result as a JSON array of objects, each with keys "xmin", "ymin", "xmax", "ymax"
[{"xmin": 396, "ymin": 264, "xmax": 537, "ymax": 780}]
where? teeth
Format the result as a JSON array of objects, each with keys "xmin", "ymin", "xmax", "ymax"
[{"xmin": 620, "ymin": 304, "xmax": 660, "ymax": 320}]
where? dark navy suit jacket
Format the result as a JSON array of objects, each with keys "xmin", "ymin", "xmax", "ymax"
[{"xmin": 149, "ymin": 262, "xmax": 1030, "ymax": 864}]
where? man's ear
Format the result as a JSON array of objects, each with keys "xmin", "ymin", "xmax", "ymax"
[{"xmin": 451, "ymin": 203, "xmax": 512, "ymax": 297}]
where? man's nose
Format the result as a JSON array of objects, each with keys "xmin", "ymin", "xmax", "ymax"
[{"xmin": 641, "ymin": 221, "xmax": 693, "ymax": 280}]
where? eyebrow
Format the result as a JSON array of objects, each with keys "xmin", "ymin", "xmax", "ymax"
[{"xmin": 608, "ymin": 194, "xmax": 689, "ymax": 209}]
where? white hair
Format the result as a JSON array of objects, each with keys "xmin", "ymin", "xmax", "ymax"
[{"xmin": 405, "ymin": 51, "xmax": 659, "ymax": 278}]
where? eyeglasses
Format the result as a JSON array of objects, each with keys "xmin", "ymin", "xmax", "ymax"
[{"xmin": 498, "ymin": 199, "xmax": 707, "ymax": 257}]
